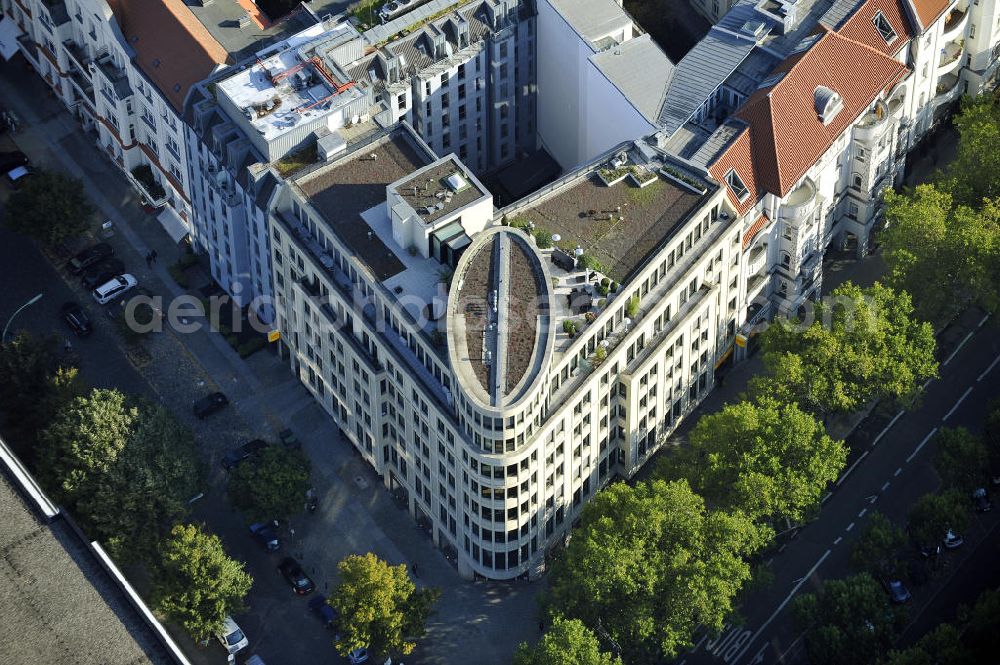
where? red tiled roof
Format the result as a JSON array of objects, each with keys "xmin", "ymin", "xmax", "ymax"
[
  {"xmin": 911, "ymin": 0, "xmax": 952, "ymax": 28},
  {"xmin": 838, "ymin": 0, "xmax": 914, "ymax": 55},
  {"xmin": 707, "ymin": 124, "xmax": 760, "ymax": 216},
  {"xmin": 743, "ymin": 212, "xmax": 771, "ymax": 250},
  {"xmin": 725, "ymin": 27, "xmax": 908, "ymax": 198},
  {"xmin": 107, "ymin": 0, "xmax": 230, "ymax": 113}
]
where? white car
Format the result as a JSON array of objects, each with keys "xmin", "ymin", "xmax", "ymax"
[
  {"xmin": 348, "ymin": 647, "xmax": 370, "ymax": 664},
  {"xmin": 943, "ymin": 529, "xmax": 964, "ymax": 549},
  {"xmin": 92, "ymin": 273, "xmax": 137, "ymax": 305},
  {"xmin": 216, "ymin": 615, "xmax": 249, "ymax": 654},
  {"xmin": 6, "ymin": 165, "xmax": 31, "ymax": 187}
]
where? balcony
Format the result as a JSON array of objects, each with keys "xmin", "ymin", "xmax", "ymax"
[
  {"xmin": 91, "ymin": 54, "xmax": 132, "ymax": 102},
  {"xmin": 746, "ymin": 272, "xmax": 770, "ymax": 300},
  {"xmin": 942, "ymin": 6, "xmax": 968, "ymax": 42},
  {"xmin": 747, "ymin": 242, "xmax": 768, "ymax": 275},
  {"xmin": 778, "ymin": 177, "xmax": 817, "ymax": 224},
  {"xmin": 938, "ymin": 40, "xmax": 964, "ymax": 75},
  {"xmin": 62, "ymin": 40, "xmax": 90, "ymax": 74},
  {"xmin": 934, "ymin": 72, "xmax": 961, "ymax": 102}
]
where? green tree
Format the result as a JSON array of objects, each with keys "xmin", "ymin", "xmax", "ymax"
[
  {"xmin": 152, "ymin": 523, "xmax": 252, "ymax": 642},
  {"xmin": 5, "ymin": 170, "xmax": 93, "ymax": 246},
  {"xmin": 984, "ymin": 397, "xmax": 1000, "ymax": 476},
  {"xmin": 942, "ymin": 94, "xmax": 1000, "ymax": 206},
  {"xmin": 514, "ymin": 617, "xmax": 622, "ymax": 665},
  {"xmin": 884, "ymin": 623, "xmax": 972, "ymax": 665},
  {"xmin": 751, "ymin": 282, "xmax": 938, "ymax": 417},
  {"xmin": 793, "ymin": 573, "xmax": 905, "ymax": 665},
  {"xmin": 661, "ymin": 397, "xmax": 845, "ymax": 523},
  {"xmin": 80, "ymin": 404, "xmax": 202, "ymax": 562},
  {"xmin": 36, "ymin": 389, "xmax": 138, "ymax": 505},
  {"xmin": 933, "ymin": 427, "xmax": 988, "ymax": 493},
  {"xmin": 906, "ymin": 491, "xmax": 969, "ymax": 548},
  {"xmin": 227, "ymin": 445, "xmax": 311, "ymax": 521},
  {"xmin": 882, "ymin": 186, "xmax": 1000, "ymax": 321},
  {"xmin": 545, "ymin": 480, "xmax": 766, "ymax": 662},
  {"xmin": 329, "ymin": 552, "xmax": 440, "ymax": 659},
  {"xmin": 0, "ymin": 333, "xmax": 83, "ymax": 455},
  {"xmin": 849, "ymin": 511, "xmax": 905, "ymax": 576},
  {"xmin": 962, "ymin": 589, "xmax": 1000, "ymax": 660}
]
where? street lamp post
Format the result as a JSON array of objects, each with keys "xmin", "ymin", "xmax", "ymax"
[{"xmin": 2, "ymin": 292, "xmax": 43, "ymax": 345}]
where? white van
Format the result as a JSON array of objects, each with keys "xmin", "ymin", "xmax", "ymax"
[
  {"xmin": 91, "ymin": 273, "xmax": 137, "ymax": 305},
  {"xmin": 216, "ymin": 615, "xmax": 249, "ymax": 655}
]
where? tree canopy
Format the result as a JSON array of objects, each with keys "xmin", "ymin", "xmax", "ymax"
[
  {"xmin": 661, "ymin": 397, "xmax": 845, "ymax": 523},
  {"xmin": 330, "ymin": 552, "xmax": 440, "ymax": 659},
  {"xmin": 750, "ymin": 282, "xmax": 937, "ymax": 417},
  {"xmin": 5, "ymin": 170, "xmax": 93, "ymax": 246},
  {"xmin": 882, "ymin": 185, "xmax": 1000, "ymax": 322},
  {"xmin": 984, "ymin": 397, "xmax": 1000, "ymax": 477},
  {"xmin": 228, "ymin": 445, "xmax": 311, "ymax": 521},
  {"xmin": 152, "ymin": 523, "xmax": 253, "ymax": 642},
  {"xmin": 793, "ymin": 573, "xmax": 906, "ymax": 665},
  {"xmin": 933, "ymin": 427, "xmax": 988, "ymax": 493},
  {"xmin": 545, "ymin": 480, "xmax": 766, "ymax": 662},
  {"xmin": 906, "ymin": 491, "xmax": 969, "ymax": 548},
  {"xmin": 513, "ymin": 617, "xmax": 622, "ymax": 665},
  {"xmin": 941, "ymin": 94, "xmax": 1000, "ymax": 206},
  {"xmin": 849, "ymin": 511, "xmax": 905, "ymax": 577}
]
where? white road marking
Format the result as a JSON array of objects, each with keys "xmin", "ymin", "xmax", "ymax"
[
  {"xmin": 943, "ymin": 386, "xmax": 974, "ymax": 422},
  {"xmin": 894, "ymin": 467, "xmax": 902, "ymax": 477},
  {"xmin": 872, "ymin": 411, "xmax": 905, "ymax": 446},
  {"xmin": 978, "ymin": 314, "xmax": 991, "ymax": 328},
  {"xmin": 979, "ymin": 355, "xmax": 1000, "ymax": 382},
  {"xmin": 906, "ymin": 427, "xmax": 938, "ymax": 463},
  {"xmin": 833, "ymin": 536, "xmax": 842, "ymax": 545},
  {"xmin": 943, "ymin": 331, "xmax": 975, "ymax": 366},
  {"xmin": 858, "ymin": 508, "xmax": 867, "ymax": 518},
  {"xmin": 922, "ymin": 379, "xmax": 932, "ymax": 390},
  {"xmin": 881, "ymin": 481, "xmax": 891, "ymax": 491},
  {"xmin": 846, "ymin": 522, "xmax": 855, "ymax": 531},
  {"xmin": 821, "ymin": 491, "xmax": 833, "ymax": 504},
  {"xmin": 869, "ymin": 495, "xmax": 878, "ymax": 504},
  {"xmin": 731, "ymin": 550, "xmax": 832, "ymax": 665},
  {"xmin": 835, "ymin": 450, "xmax": 871, "ymax": 487}
]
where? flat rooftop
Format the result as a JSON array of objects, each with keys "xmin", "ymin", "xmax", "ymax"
[
  {"xmin": 216, "ymin": 22, "xmax": 363, "ymax": 142},
  {"xmin": 511, "ymin": 169, "xmax": 707, "ymax": 283},
  {"xmin": 294, "ymin": 129, "xmax": 434, "ymax": 281},
  {"xmin": 186, "ymin": 0, "xmax": 315, "ymax": 60},
  {"xmin": 0, "ymin": 452, "xmax": 181, "ymax": 665},
  {"xmin": 393, "ymin": 158, "xmax": 487, "ymax": 225}
]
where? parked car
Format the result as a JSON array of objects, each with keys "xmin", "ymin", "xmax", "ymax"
[
  {"xmin": 221, "ymin": 438, "xmax": 268, "ymax": 470},
  {"xmin": 81, "ymin": 258, "xmax": 126, "ymax": 290},
  {"xmin": 0, "ymin": 151, "xmax": 28, "ymax": 173},
  {"xmin": 307, "ymin": 594, "xmax": 337, "ymax": 628},
  {"xmin": 973, "ymin": 487, "xmax": 992, "ymax": 512},
  {"xmin": 884, "ymin": 579, "xmax": 911, "ymax": 604},
  {"xmin": 943, "ymin": 529, "xmax": 964, "ymax": 549},
  {"xmin": 215, "ymin": 615, "xmax": 249, "ymax": 655},
  {"xmin": 192, "ymin": 391, "xmax": 228, "ymax": 419},
  {"xmin": 61, "ymin": 301, "xmax": 92, "ymax": 337},
  {"xmin": 279, "ymin": 428, "xmax": 300, "ymax": 449},
  {"xmin": 92, "ymin": 273, "xmax": 137, "ymax": 305},
  {"xmin": 277, "ymin": 556, "xmax": 315, "ymax": 595},
  {"xmin": 6, "ymin": 165, "xmax": 32, "ymax": 187},
  {"xmin": 68, "ymin": 242, "xmax": 113, "ymax": 274},
  {"xmin": 249, "ymin": 522, "xmax": 280, "ymax": 552},
  {"xmin": 348, "ymin": 647, "xmax": 370, "ymax": 664}
]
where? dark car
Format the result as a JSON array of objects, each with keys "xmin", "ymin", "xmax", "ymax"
[
  {"xmin": 61, "ymin": 301, "xmax": 92, "ymax": 337},
  {"xmin": 279, "ymin": 428, "xmax": 300, "ymax": 449},
  {"xmin": 973, "ymin": 488, "xmax": 992, "ymax": 512},
  {"xmin": 884, "ymin": 579, "xmax": 911, "ymax": 604},
  {"xmin": 0, "ymin": 151, "xmax": 28, "ymax": 173},
  {"xmin": 221, "ymin": 438, "xmax": 268, "ymax": 470},
  {"xmin": 308, "ymin": 594, "xmax": 337, "ymax": 628},
  {"xmin": 68, "ymin": 243, "xmax": 114, "ymax": 275},
  {"xmin": 193, "ymin": 392, "xmax": 228, "ymax": 419},
  {"xmin": 81, "ymin": 258, "xmax": 126, "ymax": 290},
  {"xmin": 278, "ymin": 557, "xmax": 315, "ymax": 595},
  {"xmin": 249, "ymin": 522, "xmax": 280, "ymax": 552}
]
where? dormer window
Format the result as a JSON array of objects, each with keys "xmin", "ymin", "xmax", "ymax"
[
  {"xmin": 872, "ymin": 11, "xmax": 897, "ymax": 44},
  {"xmin": 725, "ymin": 169, "xmax": 750, "ymax": 201},
  {"xmin": 814, "ymin": 86, "xmax": 843, "ymax": 125}
]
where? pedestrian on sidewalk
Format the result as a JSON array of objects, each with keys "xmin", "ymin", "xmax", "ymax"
[
  {"xmin": 145, "ymin": 252, "xmax": 153, "ymax": 268},
  {"xmin": 411, "ymin": 562, "xmax": 419, "ymax": 578},
  {"xmin": 150, "ymin": 249, "xmax": 158, "ymax": 264}
]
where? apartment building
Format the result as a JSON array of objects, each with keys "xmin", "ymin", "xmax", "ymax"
[{"xmin": 2, "ymin": 0, "xmax": 230, "ymax": 239}]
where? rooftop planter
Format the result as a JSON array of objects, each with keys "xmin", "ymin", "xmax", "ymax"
[
  {"xmin": 659, "ymin": 166, "xmax": 707, "ymax": 195},
  {"xmin": 627, "ymin": 167, "xmax": 659, "ymax": 188},
  {"xmin": 597, "ymin": 167, "xmax": 629, "ymax": 187}
]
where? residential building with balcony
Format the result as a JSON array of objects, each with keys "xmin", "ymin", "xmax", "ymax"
[{"xmin": 1, "ymin": 0, "xmax": 231, "ymax": 240}]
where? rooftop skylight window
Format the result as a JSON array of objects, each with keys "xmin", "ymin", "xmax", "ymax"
[
  {"xmin": 725, "ymin": 169, "xmax": 750, "ymax": 201},
  {"xmin": 873, "ymin": 11, "xmax": 897, "ymax": 44}
]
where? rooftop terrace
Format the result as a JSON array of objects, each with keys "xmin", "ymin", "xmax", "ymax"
[
  {"xmin": 508, "ymin": 166, "xmax": 709, "ymax": 283},
  {"xmin": 294, "ymin": 128, "xmax": 433, "ymax": 281},
  {"xmin": 394, "ymin": 159, "xmax": 487, "ymax": 224}
]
